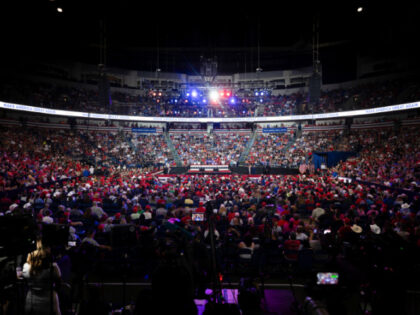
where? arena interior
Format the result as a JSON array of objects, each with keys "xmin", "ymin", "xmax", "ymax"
[{"xmin": 1, "ymin": 2, "xmax": 420, "ymax": 315}]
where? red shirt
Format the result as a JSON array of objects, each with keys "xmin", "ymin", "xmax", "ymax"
[{"xmin": 195, "ymin": 206, "xmax": 206, "ymax": 213}]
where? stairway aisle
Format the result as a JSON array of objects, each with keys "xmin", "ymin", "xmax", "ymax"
[{"xmin": 164, "ymin": 132, "xmax": 183, "ymax": 166}]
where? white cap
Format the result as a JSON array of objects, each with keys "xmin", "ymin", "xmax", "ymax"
[
  {"xmin": 42, "ymin": 216, "xmax": 54, "ymax": 224},
  {"xmin": 370, "ymin": 224, "xmax": 381, "ymax": 235},
  {"xmin": 23, "ymin": 202, "xmax": 32, "ymax": 209}
]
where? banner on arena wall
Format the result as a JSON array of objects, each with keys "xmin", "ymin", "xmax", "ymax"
[
  {"xmin": 131, "ymin": 128, "xmax": 156, "ymax": 133},
  {"xmin": 262, "ymin": 127, "xmax": 288, "ymax": 133}
]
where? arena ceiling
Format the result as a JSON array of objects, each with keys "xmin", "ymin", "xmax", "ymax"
[{"xmin": 1, "ymin": 1, "xmax": 420, "ymax": 82}]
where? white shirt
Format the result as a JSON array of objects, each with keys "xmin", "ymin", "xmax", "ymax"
[
  {"xmin": 296, "ymin": 232, "xmax": 309, "ymax": 241},
  {"xmin": 42, "ymin": 216, "xmax": 54, "ymax": 224},
  {"xmin": 143, "ymin": 212, "xmax": 152, "ymax": 220},
  {"xmin": 312, "ymin": 207, "xmax": 325, "ymax": 221}
]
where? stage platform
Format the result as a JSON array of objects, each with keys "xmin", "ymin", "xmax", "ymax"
[
  {"xmin": 167, "ymin": 164, "xmax": 299, "ymax": 175},
  {"xmin": 187, "ymin": 164, "xmax": 231, "ymax": 174}
]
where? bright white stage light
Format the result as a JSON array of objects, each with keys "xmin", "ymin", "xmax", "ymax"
[{"xmin": 209, "ymin": 90, "xmax": 219, "ymax": 101}]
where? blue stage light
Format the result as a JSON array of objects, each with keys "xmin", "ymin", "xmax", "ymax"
[
  {"xmin": 191, "ymin": 90, "xmax": 198, "ymax": 98},
  {"xmin": 230, "ymin": 97, "xmax": 236, "ymax": 104}
]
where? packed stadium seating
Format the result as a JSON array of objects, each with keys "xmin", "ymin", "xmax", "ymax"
[
  {"xmin": 1, "ymin": 73, "xmax": 420, "ymax": 315},
  {"xmin": 2, "ymin": 75, "xmax": 420, "ymax": 117},
  {"xmin": 171, "ymin": 133, "xmax": 250, "ymax": 166}
]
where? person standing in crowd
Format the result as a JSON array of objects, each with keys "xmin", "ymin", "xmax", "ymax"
[{"xmin": 22, "ymin": 238, "xmax": 62, "ymax": 315}]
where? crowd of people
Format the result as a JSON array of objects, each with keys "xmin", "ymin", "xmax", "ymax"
[
  {"xmin": 337, "ymin": 126, "xmax": 420, "ymax": 190},
  {"xmin": 0, "ymin": 127, "xmax": 174, "ymax": 194},
  {"xmin": 1, "ymin": 120, "xmax": 419, "ymax": 192},
  {"xmin": 0, "ymin": 111, "xmax": 419, "ymax": 314},
  {"xmin": 171, "ymin": 133, "xmax": 250, "ymax": 166},
  {"xmin": 2, "ymin": 163, "xmax": 419, "ymax": 313},
  {"xmin": 243, "ymin": 129, "xmax": 356, "ymax": 169},
  {"xmin": 84, "ymin": 131, "xmax": 173, "ymax": 169},
  {"xmin": 245, "ymin": 133, "xmax": 293, "ymax": 167},
  {"xmin": 0, "ymin": 127, "xmax": 92, "ymax": 191},
  {"xmin": 2, "ymin": 75, "xmax": 419, "ymax": 118},
  {"xmin": 261, "ymin": 93, "xmax": 304, "ymax": 116}
]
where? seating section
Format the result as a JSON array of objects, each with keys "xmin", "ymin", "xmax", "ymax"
[
  {"xmin": 1, "ymin": 76, "xmax": 419, "ymax": 117},
  {"xmin": 1, "ymin": 77, "xmax": 420, "ymax": 315},
  {"xmin": 171, "ymin": 133, "xmax": 250, "ymax": 165}
]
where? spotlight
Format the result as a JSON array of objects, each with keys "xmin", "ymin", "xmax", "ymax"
[
  {"xmin": 260, "ymin": 92, "xmax": 264, "ymax": 96},
  {"xmin": 191, "ymin": 90, "xmax": 198, "ymax": 98},
  {"xmin": 209, "ymin": 90, "xmax": 219, "ymax": 101},
  {"xmin": 202, "ymin": 99, "xmax": 207, "ymax": 103},
  {"xmin": 255, "ymin": 92, "xmax": 259, "ymax": 96},
  {"xmin": 229, "ymin": 97, "xmax": 236, "ymax": 104},
  {"xmin": 57, "ymin": 7, "xmax": 63, "ymax": 13},
  {"xmin": 186, "ymin": 93, "xmax": 190, "ymax": 97},
  {"xmin": 357, "ymin": 7, "xmax": 363, "ymax": 12}
]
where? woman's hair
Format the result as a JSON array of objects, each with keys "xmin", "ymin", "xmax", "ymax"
[{"xmin": 28, "ymin": 238, "xmax": 51, "ymax": 276}]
